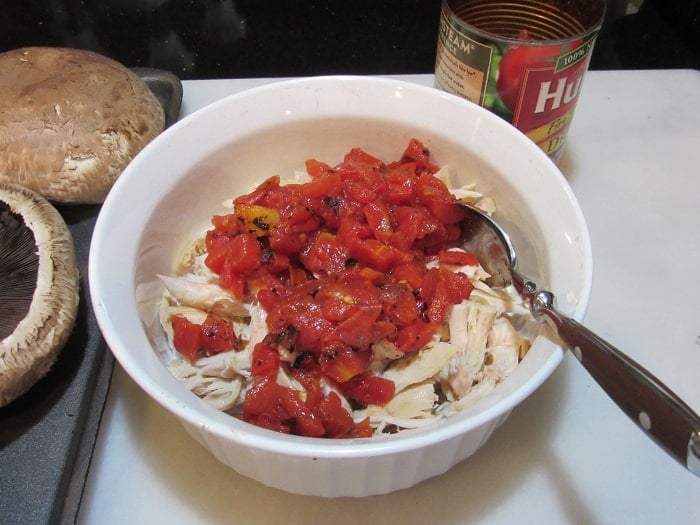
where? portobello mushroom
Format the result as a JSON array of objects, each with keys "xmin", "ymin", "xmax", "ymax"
[
  {"xmin": 0, "ymin": 183, "xmax": 79, "ymax": 407},
  {"xmin": 0, "ymin": 46, "xmax": 166, "ymax": 204}
]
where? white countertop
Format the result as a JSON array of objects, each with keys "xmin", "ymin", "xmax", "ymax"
[{"xmin": 78, "ymin": 71, "xmax": 700, "ymax": 524}]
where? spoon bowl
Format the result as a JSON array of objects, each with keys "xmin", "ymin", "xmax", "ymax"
[{"xmin": 460, "ymin": 204, "xmax": 700, "ymax": 478}]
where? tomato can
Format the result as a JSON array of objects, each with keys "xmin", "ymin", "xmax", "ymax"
[{"xmin": 434, "ymin": 0, "xmax": 605, "ymax": 161}]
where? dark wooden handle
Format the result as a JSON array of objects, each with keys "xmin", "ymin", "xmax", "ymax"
[{"xmin": 545, "ymin": 309, "xmax": 700, "ymax": 474}]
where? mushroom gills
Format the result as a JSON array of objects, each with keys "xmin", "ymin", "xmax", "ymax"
[{"xmin": 0, "ymin": 201, "xmax": 39, "ymax": 340}]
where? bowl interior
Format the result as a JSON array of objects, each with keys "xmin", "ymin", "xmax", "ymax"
[{"xmin": 90, "ymin": 76, "xmax": 591, "ymax": 457}]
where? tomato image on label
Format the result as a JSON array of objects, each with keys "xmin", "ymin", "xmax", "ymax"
[
  {"xmin": 495, "ymin": 31, "xmax": 580, "ymax": 113},
  {"xmin": 496, "ymin": 34, "xmax": 555, "ymax": 112}
]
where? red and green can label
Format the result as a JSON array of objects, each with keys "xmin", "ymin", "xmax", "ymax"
[{"xmin": 435, "ymin": 3, "xmax": 599, "ymax": 160}]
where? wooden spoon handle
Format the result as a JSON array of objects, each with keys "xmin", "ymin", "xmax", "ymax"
[{"xmin": 534, "ymin": 291, "xmax": 700, "ymax": 477}]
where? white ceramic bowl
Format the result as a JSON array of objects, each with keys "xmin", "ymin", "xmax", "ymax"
[{"xmin": 89, "ymin": 76, "xmax": 592, "ymax": 497}]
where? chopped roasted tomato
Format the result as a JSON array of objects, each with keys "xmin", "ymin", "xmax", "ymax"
[
  {"xmin": 301, "ymin": 170, "xmax": 343, "ymax": 199},
  {"xmin": 300, "ymin": 232, "xmax": 349, "ymax": 274},
  {"xmin": 305, "ymin": 158, "xmax": 334, "ymax": 178},
  {"xmin": 171, "ymin": 314, "xmax": 237, "ymax": 361},
  {"xmin": 314, "ymin": 391, "xmax": 355, "ymax": 438},
  {"xmin": 242, "ymin": 377, "xmax": 325, "ymax": 437},
  {"xmin": 394, "ymin": 138, "xmax": 438, "ymax": 173},
  {"xmin": 319, "ymin": 343, "xmax": 372, "ymax": 383},
  {"xmin": 201, "ymin": 315, "xmax": 237, "ymax": 354},
  {"xmin": 171, "ymin": 315, "xmax": 202, "ymax": 361},
  {"xmin": 251, "ymin": 342, "xmax": 281, "ymax": 378},
  {"xmin": 363, "ymin": 200, "xmax": 393, "ymax": 242},
  {"xmin": 339, "ymin": 374, "xmax": 395, "ymax": 407},
  {"xmin": 393, "ymin": 319, "xmax": 440, "ymax": 353},
  {"xmin": 382, "ymin": 286, "xmax": 421, "ymax": 325}
]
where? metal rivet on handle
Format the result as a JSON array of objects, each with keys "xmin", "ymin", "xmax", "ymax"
[
  {"xmin": 572, "ymin": 346, "xmax": 583, "ymax": 362},
  {"xmin": 638, "ymin": 411, "xmax": 652, "ymax": 430}
]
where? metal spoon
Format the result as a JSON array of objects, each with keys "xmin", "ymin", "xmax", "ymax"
[{"xmin": 460, "ymin": 204, "xmax": 700, "ymax": 477}]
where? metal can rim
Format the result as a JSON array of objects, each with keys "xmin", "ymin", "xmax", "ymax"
[{"xmin": 443, "ymin": 0, "xmax": 606, "ymax": 46}]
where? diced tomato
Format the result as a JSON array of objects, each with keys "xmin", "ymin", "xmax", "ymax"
[
  {"xmin": 416, "ymin": 176, "xmax": 466, "ymax": 225},
  {"xmin": 209, "ymin": 232, "xmax": 262, "ymax": 276},
  {"xmin": 382, "ymin": 287, "xmax": 420, "ymax": 326},
  {"xmin": 290, "ymin": 357, "xmax": 324, "ymax": 407},
  {"xmin": 171, "ymin": 314, "xmax": 237, "ymax": 360},
  {"xmin": 363, "ymin": 200, "xmax": 393, "ymax": 242},
  {"xmin": 218, "ymin": 262, "xmax": 246, "ymax": 298},
  {"xmin": 357, "ymin": 266, "xmax": 385, "ymax": 283},
  {"xmin": 268, "ymin": 228, "xmax": 308, "ymax": 256},
  {"xmin": 343, "ymin": 147, "xmax": 385, "ymax": 170},
  {"xmin": 425, "ymin": 278, "xmax": 452, "ymax": 323},
  {"xmin": 319, "ymin": 343, "xmax": 372, "ymax": 383},
  {"xmin": 204, "ymin": 230, "xmax": 236, "ymax": 273},
  {"xmin": 315, "ymin": 283, "xmax": 358, "ymax": 322},
  {"xmin": 261, "ymin": 248, "xmax": 290, "ymax": 274},
  {"xmin": 393, "ymin": 319, "xmax": 439, "ymax": 352},
  {"xmin": 242, "ymin": 377, "xmax": 324, "ymax": 437},
  {"xmin": 350, "ymin": 417, "xmax": 374, "ymax": 438},
  {"xmin": 200, "ymin": 315, "xmax": 236, "ymax": 354},
  {"xmin": 241, "ymin": 378, "xmax": 289, "ymax": 433},
  {"xmin": 397, "ymin": 138, "xmax": 438, "ymax": 173},
  {"xmin": 256, "ymin": 288, "xmax": 278, "ymax": 311},
  {"xmin": 327, "ymin": 306, "xmax": 383, "ymax": 350},
  {"xmin": 393, "ymin": 205, "xmax": 441, "ymax": 248},
  {"xmin": 342, "ymin": 180, "xmax": 378, "ymax": 204},
  {"xmin": 424, "ymin": 198, "xmax": 466, "ymax": 225},
  {"xmin": 314, "ymin": 391, "xmax": 355, "ymax": 438},
  {"xmin": 311, "ymin": 195, "xmax": 343, "ymax": 229},
  {"xmin": 210, "ymin": 213, "xmax": 240, "ymax": 233},
  {"xmin": 305, "ymin": 158, "xmax": 334, "ymax": 178},
  {"xmin": 391, "ymin": 261, "xmax": 426, "ymax": 290},
  {"xmin": 369, "ymin": 320, "xmax": 396, "ymax": 343},
  {"xmin": 300, "ymin": 232, "xmax": 349, "ymax": 274},
  {"xmin": 420, "ymin": 267, "xmax": 473, "ymax": 322},
  {"xmin": 384, "ymin": 164, "xmax": 417, "ymax": 204},
  {"xmin": 418, "ymin": 267, "xmax": 440, "ymax": 303},
  {"xmin": 392, "ymin": 204, "xmax": 422, "ymax": 233},
  {"xmin": 294, "ymin": 310, "xmax": 336, "ymax": 353},
  {"xmin": 234, "ymin": 175, "xmax": 281, "ymax": 206},
  {"xmin": 301, "ymin": 170, "xmax": 343, "ymax": 199},
  {"xmin": 171, "ymin": 315, "xmax": 202, "ymax": 361},
  {"xmin": 339, "ymin": 374, "xmax": 395, "ymax": 407},
  {"xmin": 280, "ymin": 388, "xmax": 325, "ymax": 437},
  {"xmin": 349, "ymin": 238, "xmax": 413, "ymax": 272},
  {"xmin": 284, "ymin": 205, "xmax": 320, "ymax": 234},
  {"xmin": 337, "ymin": 216, "xmax": 372, "ymax": 245},
  {"xmin": 445, "ymin": 270, "xmax": 474, "ymax": 303},
  {"xmin": 251, "ymin": 342, "xmax": 281, "ymax": 378}
]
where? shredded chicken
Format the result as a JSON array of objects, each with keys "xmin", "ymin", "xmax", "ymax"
[
  {"xmin": 381, "ymin": 339, "xmax": 458, "ymax": 394},
  {"xmin": 168, "ymin": 358, "xmax": 246, "ymax": 410},
  {"xmin": 440, "ymin": 301, "xmax": 498, "ymax": 399},
  {"xmin": 159, "ymin": 274, "xmax": 250, "ymax": 318}
]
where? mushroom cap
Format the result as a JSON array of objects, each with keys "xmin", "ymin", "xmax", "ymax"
[
  {"xmin": 0, "ymin": 182, "xmax": 79, "ymax": 407},
  {"xmin": 0, "ymin": 47, "xmax": 166, "ymax": 204}
]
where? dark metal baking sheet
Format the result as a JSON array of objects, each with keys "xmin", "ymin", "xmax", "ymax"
[{"xmin": 0, "ymin": 69, "xmax": 182, "ymax": 525}]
